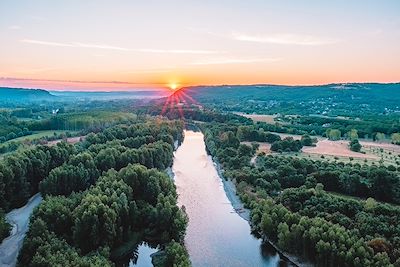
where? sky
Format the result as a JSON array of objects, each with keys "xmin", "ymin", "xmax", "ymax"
[{"xmin": 0, "ymin": 0, "xmax": 399, "ymax": 91}]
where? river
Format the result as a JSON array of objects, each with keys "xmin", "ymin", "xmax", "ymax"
[{"xmin": 172, "ymin": 130, "xmax": 291, "ymax": 267}]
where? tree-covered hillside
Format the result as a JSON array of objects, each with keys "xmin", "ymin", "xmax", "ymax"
[
  {"xmin": 175, "ymin": 83, "xmax": 400, "ymax": 116},
  {"xmin": 0, "ymin": 88, "xmax": 55, "ymax": 102}
]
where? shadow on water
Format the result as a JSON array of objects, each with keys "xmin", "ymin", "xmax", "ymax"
[{"xmin": 114, "ymin": 242, "xmax": 158, "ymax": 267}]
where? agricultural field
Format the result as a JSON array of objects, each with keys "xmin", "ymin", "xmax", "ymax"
[
  {"xmin": 233, "ymin": 112, "xmax": 278, "ymax": 124},
  {"xmin": 2, "ymin": 130, "xmax": 78, "ymax": 144},
  {"xmin": 246, "ymin": 133, "xmax": 400, "ymax": 166}
]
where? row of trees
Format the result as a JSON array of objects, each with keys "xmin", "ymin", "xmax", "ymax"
[{"xmin": 255, "ymin": 155, "xmax": 400, "ymax": 204}]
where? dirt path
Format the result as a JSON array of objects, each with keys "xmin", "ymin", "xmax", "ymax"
[{"xmin": 0, "ymin": 194, "xmax": 42, "ymax": 267}]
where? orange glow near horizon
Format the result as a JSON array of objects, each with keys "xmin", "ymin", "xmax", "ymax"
[{"xmin": 0, "ymin": 1, "xmax": 399, "ymax": 91}]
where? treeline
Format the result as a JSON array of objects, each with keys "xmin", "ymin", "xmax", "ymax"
[
  {"xmin": 250, "ymin": 196, "xmax": 396, "ymax": 267},
  {"xmin": 275, "ymin": 187, "xmax": 400, "ymax": 262},
  {"xmin": 19, "ymin": 164, "xmax": 188, "ymax": 267},
  {"xmin": 0, "ymin": 110, "xmax": 138, "ymax": 144},
  {"xmin": 201, "ymin": 122, "xmax": 400, "ymax": 266},
  {"xmin": 0, "ymin": 110, "xmax": 32, "ymax": 143},
  {"xmin": 256, "ymin": 156, "xmax": 400, "ymax": 204},
  {"xmin": 0, "ymin": 119, "xmax": 184, "ymax": 212},
  {"xmin": 141, "ymin": 103, "xmax": 251, "ymax": 124},
  {"xmin": 240, "ymin": 116, "xmax": 400, "ymax": 146},
  {"xmin": 178, "ymin": 83, "xmax": 400, "ymax": 117},
  {"xmin": 16, "ymin": 119, "xmax": 190, "ymax": 266},
  {"xmin": 27, "ymin": 111, "xmax": 137, "ymax": 132},
  {"xmin": 293, "ymin": 115, "xmax": 400, "ymax": 138},
  {"xmin": 0, "ymin": 142, "xmax": 76, "ymax": 211}
]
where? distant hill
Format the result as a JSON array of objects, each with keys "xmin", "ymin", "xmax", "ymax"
[
  {"xmin": 173, "ymin": 83, "xmax": 400, "ymax": 116},
  {"xmin": 0, "ymin": 87, "xmax": 55, "ymax": 102},
  {"xmin": 50, "ymin": 90, "xmax": 170, "ymax": 100}
]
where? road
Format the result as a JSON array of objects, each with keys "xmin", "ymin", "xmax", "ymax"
[{"xmin": 0, "ymin": 194, "xmax": 42, "ymax": 267}]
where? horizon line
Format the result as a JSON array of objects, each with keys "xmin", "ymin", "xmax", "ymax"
[{"xmin": 1, "ymin": 79, "xmax": 400, "ymax": 92}]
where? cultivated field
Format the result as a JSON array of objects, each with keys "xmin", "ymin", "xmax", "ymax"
[
  {"xmin": 244, "ymin": 134, "xmax": 400, "ymax": 166},
  {"xmin": 302, "ymin": 139, "xmax": 378, "ymax": 159},
  {"xmin": 234, "ymin": 112, "xmax": 278, "ymax": 124}
]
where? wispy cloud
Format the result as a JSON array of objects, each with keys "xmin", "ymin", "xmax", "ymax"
[
  {"xmin": 190, "ymin": 57, "xmax": 281, "ymax": 65},
  {"xmin": 186, "ymin": 27, "xmax": 339, "ymax": 46},
  {"xmin": 232, "ymin": 32, "xmax": 339, "ymax": 46},
  {"xmin": 137, "ymin": 48, "xmax": 219, "ymax": 54},
  {"xmin": 123, "ymin": 68, "xmax": 175, "ymax": 74},
  {"xmin": 21, "ymin": 39, "xmax": 220, "ymax": 54}
]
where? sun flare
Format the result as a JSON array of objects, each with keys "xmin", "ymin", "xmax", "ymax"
[{"xmin": 168, "ymin": 83, "xmax": 179, "ymax": 91}]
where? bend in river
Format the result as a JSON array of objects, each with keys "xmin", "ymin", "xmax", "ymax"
[{"xmin": 172, "ymin": 130, "xmax": 291, "ymax": 267}]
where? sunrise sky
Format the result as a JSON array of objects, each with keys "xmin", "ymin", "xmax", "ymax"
[{"xmin": 0, "ymin": 0, "xmax": 399, "ymax": 91}]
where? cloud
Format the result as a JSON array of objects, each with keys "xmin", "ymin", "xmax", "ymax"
[
  {"xmin": 21, "ymin": 39, "xmax": 129, "ymax": 50},
  {"xmin": 123, "ymin": 68, "xmax": 175, "ymax": 74},
  {"xmin": 232, "ymin": 32, "xmax": 339, "ymax": 46},
  {"xmin": 190, "ymin": 57, "xmax": 281, "ymax": 65},
  {"xmin": 186, "ymin": 27, "xmax": 339, "ymax": 46},
  {"xmin": 137, "ymin": 48, "xmax": 219, "ymax": 54},
  {"xmin": 21, "ymin": 39, "xmax": 220, "ymax": 54}
]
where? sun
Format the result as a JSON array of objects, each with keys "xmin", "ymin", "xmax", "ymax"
[{"xmin": 168, "ymin": 83, "xmax": 179, "ymax": 91}]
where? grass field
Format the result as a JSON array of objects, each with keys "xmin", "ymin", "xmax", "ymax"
[
  {"xmin": 233, "ymin": 112, "xmax": 278, "ymax": 124},
  {"xmin": 3, "ymin": 130, "xmax": 78, "ymax": 144},
  {"xmin": 246, "ymin": 133, "xmax": 400, "ymax": 167}
]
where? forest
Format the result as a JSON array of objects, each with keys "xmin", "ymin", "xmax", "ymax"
[
  {"xmin": 175, "ymin": 83, "xmax": 400, "ymax": 117},
  {"xmin": 201, "ymin": 121, "xmax": 400, "ymax": 267},
  {"xmin": 1, "ymin": 85, "xmax": 400, "ymax": 267},
  {"xmin": 0, "ymin": 117, "xmax": 190, "ymax": 266}
]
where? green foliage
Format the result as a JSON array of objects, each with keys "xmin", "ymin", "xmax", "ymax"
[
  {"xmin": 300, "ymin": 134, "xmax": 314, "ymax": 146},
  {"xmin": 153, "ymin": 241, "xmax": 191, "ymax": 267},
  {"xmin": 392, "ymin": 133, "xmax": 400, "ymax": 145},
  {"xmin": 17, "ymin": 119, "xmax": 189, "ymax": 266},
  {"xmin": 0, "ymin": 142, "xmax": 76, "ymax": 211},
  {"xmin": 270, "ymin": 137, "xmax": 303, "ymax": 152},
  {"xmin": 326, "ymin": 128, "xmax": 342, "ymax": 140},
  {"xmin": 347, "ymin": 129, "xmax": 359, "ymax": 141},
  {"xmin": 0, "ymin": 209, "xmax": 11, "ymax": 241},
  {"xmin": 349, "ymin": 139, "xmax": 362, "ymax": 152},
  {"xmin": 202, "ymin": 121, "xmax": 400, "ymax": 266}
]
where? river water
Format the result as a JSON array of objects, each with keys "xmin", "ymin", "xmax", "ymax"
[{"xmin": 172, "ymin": 130, "xmax": 288, "ymax": 267}]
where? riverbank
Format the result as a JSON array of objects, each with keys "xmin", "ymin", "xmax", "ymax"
[
  {"xmin": 214, "ymin": 159, "xmax": 250, "ymax": 221},
  {"xmin": 0, "ymin": 193, "xmax": 42, "ymax": 267},
  {"xmin": 212, "ymin": 158, "xmax": 313, "ymax": 267}
]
